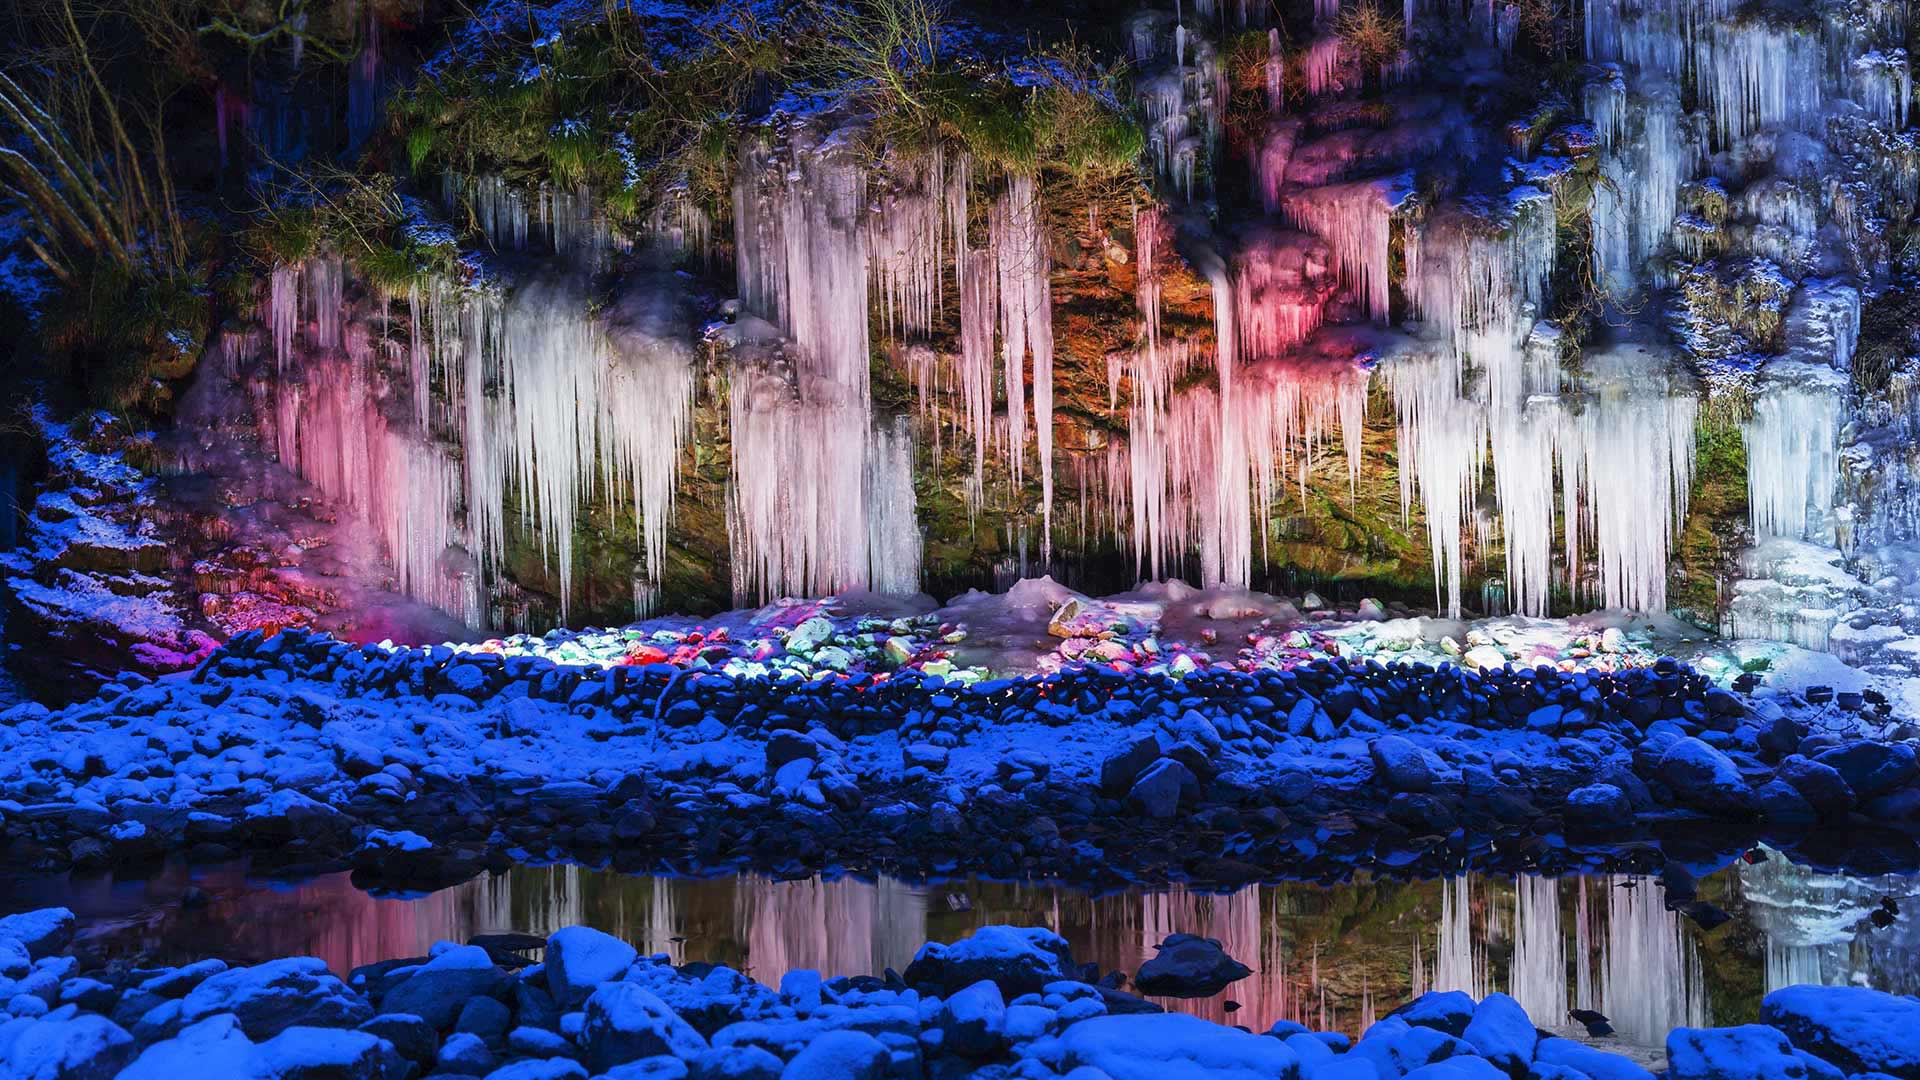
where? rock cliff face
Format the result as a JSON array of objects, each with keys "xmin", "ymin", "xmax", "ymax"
[{"xmin": 2, "ymin": 0, "xmax": 1916, "ymax": 668}]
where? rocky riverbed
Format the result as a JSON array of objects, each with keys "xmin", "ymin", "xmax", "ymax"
[
  {"xmin": 1, "ymin": 628, "xmax": 1918, "ymax": 889},
  {"xmin": 0, "ymin": 905, "xmax": 1916, "ymax": 1079}
]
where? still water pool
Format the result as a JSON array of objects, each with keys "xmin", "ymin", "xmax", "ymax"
[{"xmin": 5, "ymin": 850, "xmax": 1914, "ymax": 1054}]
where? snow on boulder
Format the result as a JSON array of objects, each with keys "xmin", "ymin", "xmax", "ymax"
[
  {"xmin": 778, "ymin": 1028, "xmax": 888, "ymax": 1079},
  {"xmin": 0, "ymin": 909, "xmax": 75, "ymax": 961},
  {"xmin": 1133, "ymin": 934, "xmax": 1252, "ymax": 998},
  {"xmin": 1404, "ymin": 1057, "xmax": 1507, "ymax": 1080},
  {"xmin": 1760, "ymin": 985, "xmax": 1920, "ymax": 1078},
  {"xmin": 0, "ymin": 938, "xmax": 29, "ymax": 981},
  {"xmin": 254, "ymin": 1025, "xmax": 408, "ymax": 1079},
  {"xmin": 692, "ymin": 1043, "xmax": 785, "ymax": 1080},
  {"xmin": 377, "ymin": 945, "xmax": 504, "ymax": 1028},
  {"xmin": 936, "ymin": 979, "xmax": 1007, "ymax": 1057},
  {"xmin": 173, "ymin": 957, "xmax": 373, "ymax": 1040},
  {"xmin": 1053, "ymin": 1012, "xmax": 1301, "ymax": 1080},
  {"xmin": 1461, "ymin": 992, "xmax": 1535, "ymax": 1072},
  {"xmin": 1564, "ymin": 783, "xmax": 1633, "ymax": 831},
  {"xmin": 1348, "ymin": 1024, "xmax": 1473, "ymax": 1077},
  {"xmin": 118, "ymin": 1014, "xmax": 256, "ymax": 1080},
  {"xmin": 1656, "ymin": 737, "xmax": 1753, "ymax": 816},
  {"xmin": 483, "ymin": 1058, "xmax": 591, "ymax": 1079},
  {"xmin": 1534, "ymin": 1036, "xmax": 1657, "ymax": 1080},
  {"xmin": 1667, "ymin": 1024, "xmax": 1808, "ymax": 1080},
  {"xmin": 580, "ymin": 982, "xmax": 708, "ymax": 1073},
  {"xmin": 1390, "ymin": 990, "xmax": 1475, "ymax": 1037},
  {"xmin": 903, "ymin": 926, "xmax": 1078, "ymax": 996},
  {"xmin": 1, "ymin": 1013, "xmax": 135, "ymax": 1080},
  {"xmin": 547, "ymin": 926, "xmax": 640, "ymax": 1009}
]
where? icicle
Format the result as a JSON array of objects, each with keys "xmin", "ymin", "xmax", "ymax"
[
  {"xmin": 270, "ymin": 264, "xmax": 300, "ymax": 372},
  {"xmin": 1266, "ymin": 29, "xmax": 1285, "ymax": 113},
  {"xmin": 729, "ymin": 121, "xmax": 923, "ymax": 599},
  {"xmin": 1744, "ymin": 363, "xmax": 1846, "ymax": 543},
  {"xmin": 865, "ymin": 417, "xmax": 923, "ymax": 593},
  {"xmin": 1281, "ymin": 175, "xmax": 1405, "ymax": 321},
  {"xmin": 1305, "ymin": 38, "xmax": 1344, "ymax": 96},
  {"xmin": 992, "ymin": 175, "xmax": 1056, "ymax": 558}
]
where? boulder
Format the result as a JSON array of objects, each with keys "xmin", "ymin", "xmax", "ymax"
[
  {"xmin": 902, "ymin": 926, "xmax": 1076, "ymax": 997},
  {"xmin": 378, "ymin": 947, "xmax": 503, "ymax": 1028},
  {"xmin": 1370, "ymin": 736, "xmax": 1433, "ymax": 793},
  {"xmin": 1100, "ymin": 735, "xmax": 1163, "ymax": 797},
  {"xmin": 1813, "ymin": 743, "xmax": 1919, "ymax": 798},
  {"xmin": 778, "ymin": 1029, "xmax": 888, "ymax": 1079},
  {"xmin": 1761, "ymin": 985, "xmax": 1920, "ymax": 1078},
  {"xmin": 1126, "ymin": 759, "xmax": 1197, "ymax": 820},
  {"xmin": 1667, "ymin": 1024, "xmax": 1807, "ymax": 1080},
  {"xmin": 1461, "ymin": 992, "xmax": 1535, "ymax": 1073},
  {"xmin": 1132, "ymin": 934, "xmax": 1251, "ymax": 998},
  {"xmin": 117, "ymin": 1014, "xmax": 254, "ymax": 1080},
  {"xmin": 1563, "ymin": 783, "xmax": 1633, "ymax": 831},
  {"xmin": 0, "ymin": 909, "xmax": 75, "ymax": 960},
  {"xmin": 254, "ymin": 1026, "xmax": 408, "ymax": 1079},
  {"xmin": 580, "ymin": 982, "xmax": 708, "ymax": 1073},
  {"xmin": 172, "ymin": 957, "xmax": 373, "ymax": 1040},
  {"xmin": 1391, "ymin": 991, "xmax": 1475, "ymax": 1037},
  {"xmin": 1656, "ymin": 737, "xmax": 1752, "ymax": 816},
  {"xmin": 1776, "ymin": 755, "xmax": 1857, "ymax": 817},
  {"xmin": 936, "ymin": 979, "xmax": 1006, "ymax": 1056},
  {"xmin": 357, "ymin": 1013, "xmax": 436, "ymax": 1065},
  {"xmin": 546, "ymin": 927, "xmax": 639, "ymax": 1010},
  {"xmin": 2, "ymin": 1014, "xmax": 135, "ymax": 1080},
  {"xmin": 1057, "ymin": 1013, "xmax": 1301, "ymax": 1078}
]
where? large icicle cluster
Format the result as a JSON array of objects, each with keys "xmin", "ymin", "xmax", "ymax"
[{"xmin": 263, "ymin": 181, "xmax": 697, "ymax": 626}]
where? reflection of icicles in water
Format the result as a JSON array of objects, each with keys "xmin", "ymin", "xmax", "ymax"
[
  {"xmin": 1597, "ymin": 877, "xmax": 1709, "ymax": 1042},
  {"xmin": 1434, "ymin": 876, "xmax": 1490, "ymax": 999},
  {"xmin": 1738, "ymin": 846, "xmax": 1920, "ymax": 995},
  {"xmin": 1509, "ymin": 876, "xmax": 1565, "ymax": 1023},
  {"xmin": 737, "ymin": 876, "xmax": 928, "ymax": 985}
]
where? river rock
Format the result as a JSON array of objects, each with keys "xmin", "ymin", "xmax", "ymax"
[
  {"xmin": 1462, "ymin": 992, "xmax": 1535, "ymax": 1073},
  {"xmin": 1133, "ymin": 934, "xmax": 1252, "ymax": 997},
  {"xmin": 1813, "ymin": 742, "xmax": 1919, "ymax": 798},
  {"xmin": 903, "ymin": 926, "xmax": 1076, "ymax": 997},
  {"xmin": 255, "ymin": 1025, "xmax": 409, "ymax": 1079},
  {"xmin": 171, "ymin": 957, "xmax": 373, "ymax": 1040},
  {"xmin": 1564, "ymin": 783, "xmax": 1633, "ymax": 831},
  {"xmin": 580, "ymin": 982, "xmax": 708, "ymax": 1072},
  {"xmin": 1667, "ymin": 1024, "xmax": 1808, "ymax": 1080},
  {"xmin": 936, "ymin": 979, "xmax": 1007, "ymax": 1056},
  {"xmin": 378, "ymin": 946, "xmax": 503, "ymax": 1028},
  {"xmin": 1127, "ymin": 758, "xmax": 1197, "ymax": 819},
  {"xmin": 779, "ymin": 1029, "xmax": 888, "ymax": 1079},
  {"xmin": 1656, "ymin": 737, "xmax": 1752, "ymax": 816},
  {"xmin": 547, "ymin": 927, "xmax": 640, "ymax": 1009},
  {"xmin": 2, "ymin": 1014, "xmax": 134, "ymax": 1080},
  {"xmin": 1760, "ymin": 985, "xmax": 1920, "ymax": 1078},
  {"xmin": 1370, "ymin": 736, "xmax": 1433, "ymax": 793}
]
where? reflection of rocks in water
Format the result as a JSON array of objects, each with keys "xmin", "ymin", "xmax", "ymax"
[
  {"xmin": 1420, "ymin": 874, "xmax": 1708, "ymax": 1048},
  {"xmin": 40, "ymin": 857, "xmax": 1919, "ymax": 1052},
  {"xmin": 1736, "ymin": 850, "xmax": 1920, "ymax": 994},
  {"xmin": 13, "ymin": 865, "xmax": 491, "ymax": 975}
]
